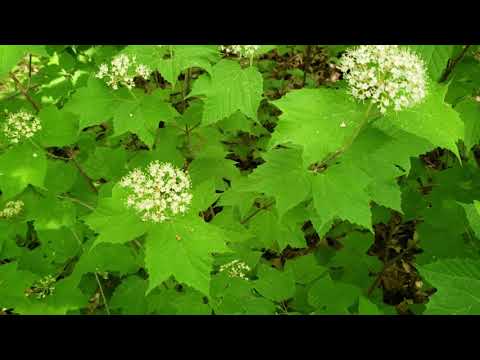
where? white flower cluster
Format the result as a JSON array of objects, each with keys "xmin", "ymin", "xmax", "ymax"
[
  {"xmin": 119, "ymin": 161, "xmax": 193, "ymax": 223},
  {"xmin": 25, "ymin": 275, "xmax": 56, "ymax": 300},
  {"xmin": 219, "ymin": 260, "xmax": 251, "ymax": 280},
  {"xmin": 96, "ymin": 54, "xmax": 151, "ymax": 90},
  {"xmin": 2, "ymin": 110, "xmax": 41, "ymax": 144},
  {"xmin": 220, "ymin": 45, "xmax": 261, "ymax": 59},
  {"xmin": 338, "ymin": 45, "xmax": 427, "ymax": 114},
  {"xmin": 0, "ymin": 200, "xmax": 24, "ymax": 219}
]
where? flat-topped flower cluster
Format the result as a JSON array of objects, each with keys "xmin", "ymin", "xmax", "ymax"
[
  {"xmin": 338, "ymin": 45, "xmax": 427, "ymax": 114},
  {"xmin": 0, "ymin": 200, "xmax": 24, "ymax": 219},
  {"xmin": 119, "ymin": 161, "xmax": 193, "ymax": 223},
  {"xmin": 96, "ymin": 54, "xmax": 151, "ymax": 90},
  {"xmin": 220, "ymin": 45, "xmax": 261, "ymax": 59},
  {"xmin": 2, "ymin": 110, "xmax": 41, "ymax": 144},
  {"xmin": 25, "ymin": 275, "xmax": 56, "ymax": 300},
  {"xmin": 219, "ymin": 259, "xmax": 251, "ymax": 280}
]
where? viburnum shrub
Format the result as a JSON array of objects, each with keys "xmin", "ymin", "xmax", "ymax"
[{"xmin": 0, "ymin": 44, "xmax": 479, "ymax": 315}]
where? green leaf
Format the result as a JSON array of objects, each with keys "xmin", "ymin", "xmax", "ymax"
[
  {"xmin": 381, "ymin": 83, "xmax": 464, "ymax": 158},
  {"xmin": 271, "ymin": 88, "xmax": 367, "ymax": 166},
  {"xmin": 72, "ymin": 242, "xmax": 140, "ymax": 281},
  {"xmin": 308, "ymin": 275, "xmax": 361, "ymax": 314},
  {"xmin": 145, "ymin": 215, "xmax": 228, "ymax": 296},
  {"xmin": 460, "ymin": 201, "xmax": 480, "ymax": 239},
  {"xmin": 26, "ymin": 195, "xmax": 76, "ymax": 231},
  {"xmin": 158, "ymin": 45, "xmax": 220, "ymax": 85},
  {"xmin": 409, "ymin": 45, "xmax": 454, "ymax": 81},
  {"xmin": 253, "ymin": 265, "xmax": 296, "ymax": 302},
  {"xmin": 239, "ymin": 147, "xmax": 310, "ymax": 218},
  {"xmin": 110, "ymin": 276, "xmax": 149, "ymax": 314},
  {"xmin": 455, "ymin": 98, "xmax": 480, "ymax": 151},
  {"xmin": 0, "ymin": 142, "xmax": 47, "ymax": 199},
  {"xmin": 284, "ymin": 254, "xmax": 328, "ymax": 285},
  {"xmin": 330, "ymin": 232, "xmax": 381, "ymax": 288},
  {"xmin": 248, "ymin": 208, "xmax": 306, "ymax": 250},
  {"xmin": 82, "ymin": 147, "xmax": 127, "ymax": 182},
  {"xmin": 44, "ymin": 160, "xmax": 77, "ymax": 194},
  {"xmin": 113, "ymin": 89, "xmax": 179, "ymax": 148},
  {"xmin": 311, "ymin": 162, "xmax": 372, "ymax": 231},
  {"xmin": 63, "ymin": 77, "xmax": 127, "ymax": 129},
  {"xmin": 191, "ymin": 60, "xmax": 263, "ymax": 125},
  {"xmin": 36, "ymin": 106, "xmax": 79, "ymax": 147},
  {"xmin": 358, "ymin": 296, "xmax": 383, "ymax": 315},
  {"xmin": 445, "ymin": 56, "xmax": 480, "ymax": 105},
  {"xmin": 84, "ymin": 186, "xmax": 148, "ymax": 247},
  {"xmin": 0, "ymin": 46, "xmax": 46, "ymax": 79},
  {"xmin": 419, "ymin": 259, "xmax": 480, "ymax": 315},
  {"xmin": 123, "ymin": 45, "xmax": 220, "ymax": 85}
]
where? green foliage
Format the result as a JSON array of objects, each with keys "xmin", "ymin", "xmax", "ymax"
[
  {"xmin": 190, "ymin": 60, "xmax": 263, "ymax": 125},
  {"xmin": 409, "ymin": 45, "xmax": 454, "ymax": 81},
  {"xmin": 419, "ymin": 259, "xmax": 480, "ymax": 314},
  {"xmin": 1, "ymin": 44, "xmax": 480, "ymax": 315}
]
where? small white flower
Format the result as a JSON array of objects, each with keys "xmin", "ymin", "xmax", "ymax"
[
  {"xmin": 0, "ymin": 200, "xmax": 24, "ymax": 219},
  {"xmin": 96, "ymin": 54, "xmax": 151, "ymax": 90},
  {"xmin": 25, "ymin": 275, "xmax": 56, "ymax": 300},
  {"xmin": 338, "ymin": 45, "xmax": 427, "ymax": 114},
  {"xmin": 2, "ymin": 110, "xmax": 42, "ymax": 145},
  {"xmin": 340, "ymin": 121, "xmax": 347, "ymax": 128},
  {"xmin": 220, "ymin": 45, "xmax": 261, "ymax": 59},
  {"xmin": 119, "ymin": 161, "xmax": 192, "ymax": 224},
  {"xmin": 219, "ymin": 260, "xmax": 251, "ymax": 280}
]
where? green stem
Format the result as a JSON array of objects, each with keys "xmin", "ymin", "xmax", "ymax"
[
  {"xmin": 313, "ymin": 101, "xmax": 375, "ymax": 171},
  {"xmin": 128, "ymin": 88, "xmax": 138, "ymax": 101},
  {"xmin": 56, "ymin": 194, "xmax": 95, "ymax": 211},
  {"xmin": 69, "ymin": 228, "xmax": 111, "ymax": 316},
  {"xmin": 343, "ymin": 101, "xmax": 374, "ymax": 151}
]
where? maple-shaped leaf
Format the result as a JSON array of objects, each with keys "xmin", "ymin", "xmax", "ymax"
[
  {"xmin": 145, "ymin": 214, "xmax": 228, "ymax": 296},
  {"xmin": 380, "ymin": 83, "xmax": 464, "ymax": 159},
  {"xmin": 308, "ymin": 274, "xmax": 361, "ymax": 314},
  {"xmin": 238, "ymin": 147, "xmax": 310, "ymax": 219},
  {"xmin": 84, "ymin": 186, "xmax": 149, "ymax": 247},
  {"xmin": 0, "ymin": 141, "xmax": 47, "ymax": 200},
  {"xmin": 271, "ymin": 87, "xmax": 367, "ymax": 166},
  {"xmin": 460, "ymin": 201, "xmax": 480, "ymax": 239},
  {"xmin": 122, "ymin": 45, "xmax": 220, "ymax": 85},
  {"xmin": 409, "ymin": 45, "xmax": 454, "ymax": 81},
  {"xmin": 0, "ymin": 46, "xmax": 46, "ymax": 79},
  {"xmin": 190, "ymin": 60, "xmax": 263, "ymax": 125},
  {"xmin": 113, "ymin": 89, "xmax": 179, "ymax": 148},
  {"xmin": 63, "ymin": 77, "xmax": 127, "ymax": 129},
  {"xmin": 455, "ymin": 98, "xmax": 480, "ymax": 151},
  {"xmin": 311, "ymin": 161, "xmax": 372, "ymax": 231},
  {"xmin": 419, "ymin": 259, "xmax": 480, "ymax": 315},
  {"xmin": 36, "ymin": 105, "xmax": 79, "ymax": 147}
]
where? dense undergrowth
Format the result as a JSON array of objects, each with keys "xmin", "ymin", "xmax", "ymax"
[{"xmin": 0, "ymin": 45, "xmax": 480, "ymax": 315}]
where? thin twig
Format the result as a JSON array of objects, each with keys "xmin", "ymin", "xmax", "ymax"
[
  {"xmin": 240, "ymin": 200, "xmax": 275, "ymax": 225},
  {"xmin": 27, "ymin": 53, "xmax": 32, "ymax": 89},
  {"xmin": 69, "ymin": 228, "xmax": 111, "ymax": 316},
  {"xmin": 71, "ymin": 157, "xmax": 98, "ymax": 194},
  {"xmin": 181, "ymin": 68, "xmax": 191, "ymax": 111},
  {"xmin": 439, "ymin": 45, "xmax": 472, "ymax": 83},
  {"xmin": 9, "ymin": 72, "xmax": 40, "ymax": 113},
  {"xmin": 57, "ymin": 194, "xmax": 95, "ymax": 211},
  {"xmin": 312, "ymin": 102, "xmax": 375, "ymax": 172},
  {"xmin": 93, "ymin": 272, "xmax": 111, "ymax": 316}
]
